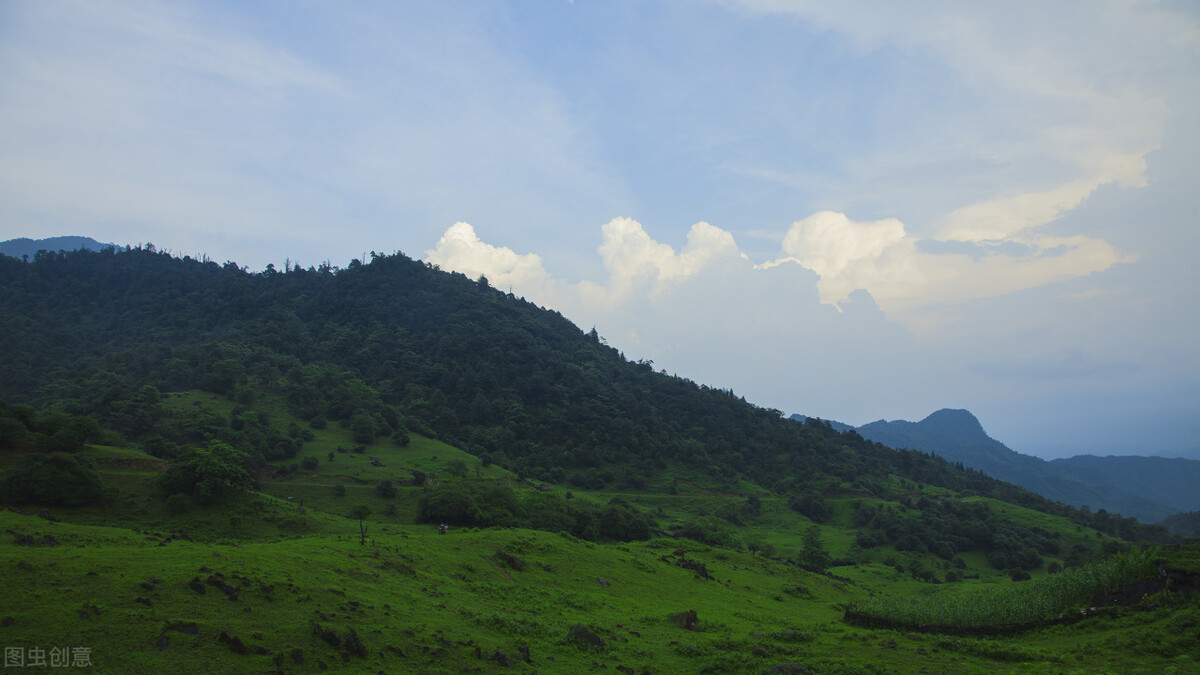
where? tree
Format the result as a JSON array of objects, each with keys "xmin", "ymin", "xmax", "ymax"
[
  {"xmin": 375, "ymin": 479, "xmax": 396, "ymax": 499},
  {"xmin": 350, "ymin": 412, "xmax": 375, "ymax": 445},
  {"xmin": 350, "ymin": 504, "xmax": 371, "ymax": 544},
  {"xmin": 447, "ymin": 459, "xmax": 468, "ymax": 478},
  {"xmin": 1, "ymin": 452, "xmax": 105, "ymax": 507},
  {"xmin": 799, "ymin": 525, "xmax": 830, "ymax": 572},
  {"xmin": 158, "ymin": 441, "xmax": 252, "ymax": 505}
]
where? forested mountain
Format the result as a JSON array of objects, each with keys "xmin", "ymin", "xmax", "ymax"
[
  {"xmin": 0, "ymin": 246, "xmax": 1171, "ymax": 546},
  {"xmin": 0, "ymin": 235, "xmax": 114, "ymax": 259},
  {"xmin": 850, "ymin": 408, "xmax": 1193, "ymax": 523}
]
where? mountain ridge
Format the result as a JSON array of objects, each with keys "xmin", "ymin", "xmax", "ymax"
[{"xmin": 802, "ymin": 407, "xmax": 1198, "ymax": 524}]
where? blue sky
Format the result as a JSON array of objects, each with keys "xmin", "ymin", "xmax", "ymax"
[{"xmin": 2, "ymin": 0, "xmax": 1198, "ymax": 458}]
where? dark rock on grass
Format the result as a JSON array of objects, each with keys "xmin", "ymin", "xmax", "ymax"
[
  {"xmin": 218, "ymin": 630, "xmax": 248, "ymax": 655},
  {"xmin": 343, "ymin": 628, "xmax": 366, "ymax": 658},
  {"xmin": 767, "ymin": 664, "xmax": 812, "ymax": 675},
  {"xmin": 517, "ymin": 644, "xmax": 532, "ymax": 663},
  {"xmin": 312, "ymin": 622, "xmax": 341, "ymax": 648},
  {"xmin": 492, "ymin": 650, "xmax": 513, "ymax": 667},
  {"xmin": 188, "ymin": 579, "xmax": 206, "ymax": 594},
  {"xmin": 495, "ymin": 549, "xmax": 524, "ymax": 571},
  {"xmin": 595, "ymin": 578, "xmax": 610, "ymax": 587},
  {"xmin": 567, "ymin": 624, "xmax": 605, "ymax": 650},
  {"xmin": 291, "ymin": 648, "xmax": 304, "ymax": 664},
  {"xmin": 668, "ymin": 610, "xmax": 699, "ymax": 631},
  {"xmin": 752, "ymin": 646, "xmax": 772, "ymax": 657},
  {"xmin": 1, "ymin": 616, "xmax": 13, "ymax": 627},
  {"xmin": 156, "ymin": 634, "xmax": 169, "ymax": 650},
  {"xmin": 206, "ymin": 574, "xmax": 239, "ymax": 599},
  {"xmin": 135, "ymin": 597, "xmax": 153, "ymax": 607},
  {"xmin": 251, "ymin": 645, "xmax": 269, "ymax": 655},
  {"xmin": 616, "ymin": 666, "xmax": 635, "ymax": 675},
  {"xmin": 166, "ymin": 622, "xmax": 199, "ymax": 635},
  {"xmin": 77, "ymin": 604, "xmax": 100, "ymax": 620}
]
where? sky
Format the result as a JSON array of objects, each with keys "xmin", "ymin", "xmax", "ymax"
[{"xmin": 2, "ymin": 0, "xmax": 1198, "ymax": 459}]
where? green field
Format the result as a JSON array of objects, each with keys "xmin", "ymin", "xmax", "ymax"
[{"xmin": 3, "ymin": 429, "xmax": 1197, "ymax": 674}]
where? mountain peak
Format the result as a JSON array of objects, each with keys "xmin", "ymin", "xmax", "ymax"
[{"xmin": 919, "ymin": 408, "xmax": 986, "ymax": 438}]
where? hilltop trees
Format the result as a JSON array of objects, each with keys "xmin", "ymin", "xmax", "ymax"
[{"xmin": 158, "ymin": 441, "xmax": 253, "ymax": 505}]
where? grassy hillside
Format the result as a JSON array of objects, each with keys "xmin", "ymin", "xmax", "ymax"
[
  {"xmin": 2, "ymin": 247, "xmax": 1196, "ymax": 672},
  {"xmin": 2, "ymin": 504, "xmax": 1196, "ymax": 674}
]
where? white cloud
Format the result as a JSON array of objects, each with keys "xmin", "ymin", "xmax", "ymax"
[
  {"xmin": 426, "ymin": 222, "xmax": 549, "ymax": 291},
  {"xmin": 768, "ymin": 211, "xmax": 1132, "ymax": 313}
]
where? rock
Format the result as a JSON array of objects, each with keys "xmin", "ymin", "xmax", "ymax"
[
  {"xmin": 495, "ymin": 549, "xmax": 524, "ymax": 571},
  {"xmin": 312, "ymin": 623, "xmax": 341, "ymax": 648},
  {"xmin": 595, "ymin": 578, "xmax": 610, "ymax": 587},
  {"xmin": 567, "ymin": 624, "xmax": 605, "ymax": 650},
  {"xmin": 218, "ymin": 630, "xmax": 248, "ymax": 655},
  {"xmin": 135, "ymin": 597, "xmax": 153, "ymax": 607},
  {"xmin": 517, "ymin": 645, "xmax": 532, "ymax": 663},
  {"xmin": 492, "ymin": 650, "xmax": 513, "ymax": 667},
  {"xmin": 188, "ymin": 579, "xmax": 206, "ymax": 594},
  {"xmin": 290, "ymin": 648, "xmax": 304, "ymax": 665},
  {"xmin": 668, "ymin": 610, "xmax": 699, "ymax": 631},
  {"xmin": 752, "ymin": 646, "xmax": 772, "ymax": 657},
  {"xmin": 166, "ymin": 622, "xmax": 199, "ymax": 635},
  {"xmin": 155, "ymin": 634, "xmax": 169, "ymax": 650},
  {"xmin": 767, "ymin": 664, "xmax": 812, "ymax": 675},
  {"xmin": 343, "ymin": 628, "xmax": 366, "ymax": 658},
  {"xmin": 616, "ymin": 666, "xmax": 635, "ymax": 675},
  {"xmin": 0, "ymin": 617, "xmax": 12, "ymax": 627}
]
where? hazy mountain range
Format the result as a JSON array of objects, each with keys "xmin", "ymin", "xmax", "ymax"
[
  {"xmin": 0, "ymin": 236, "xmax": 115, "ymax": 259},
  {"xmin": 793, "ymin": 409, "xmax": 1200, "ymax": 524}
]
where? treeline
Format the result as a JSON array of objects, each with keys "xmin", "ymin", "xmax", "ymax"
[
  {"xmin": 415, "ymin": 480, "xmax": 653, "ymax": 542},
  {"xmin": 0, "ymin": 247, "xmax": 1174, "ymax": 545}
]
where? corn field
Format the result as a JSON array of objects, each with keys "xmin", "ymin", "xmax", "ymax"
[{"xmin": 850, "ymin": 548, "xmax": 1160, "ymax": 630}]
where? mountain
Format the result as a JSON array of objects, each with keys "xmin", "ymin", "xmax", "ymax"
[
  {"xmin": 1049, "ymin": 454, "xmax": 1200, "ymax": 514},
  {"xmin": 787, "ymin": 414, "xmax": 854, "ymax": 433},
  {"xmin": 0, "ymin": 235, "xmax": 115, "ymax": 259},
  {"xmin": 3, "ymin": 245, "xmax": 1175, "ymax": 547},
  {"xmin": 850, "ymin": 408, "xmax": 1190, "ymax": 523}
]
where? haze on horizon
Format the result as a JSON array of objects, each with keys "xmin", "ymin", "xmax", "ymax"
[{"xmin": 2, "ymin": 1, "xmax": 1198, "ymax": 460}]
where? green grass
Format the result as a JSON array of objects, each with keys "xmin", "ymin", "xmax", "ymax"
[
  {"xmin": 3, "ymin": 508, "xmax": 1195, "ymax": 674},
  {"xmin": 851, "ymin": 548, "xmax": 1163, "ymax": 631},
  {"xmin": 4, "ymin": 403, "xmax": 1196, "ymax": 674}
]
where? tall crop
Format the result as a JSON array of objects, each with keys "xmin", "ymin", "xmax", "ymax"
[{"xmin": 851, "ymin": 548, "xmax": 1160, "ymax": 630}]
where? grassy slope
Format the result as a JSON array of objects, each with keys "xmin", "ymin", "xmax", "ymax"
[
  {"xmin": 3, "ymin": 509, "xmax": 1197, "ymax": 674},
  {"xmin": 3, "ymin": 393, "xmax": 1197, "ymax": 673}
]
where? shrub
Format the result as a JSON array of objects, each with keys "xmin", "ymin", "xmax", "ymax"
[
  {"xmin": 300, "ymin": 456, "xmax": 319, "ymax": 470},
  {"xmin": 165, "ymin": 493, "xmax": 193, "ymax": 514},
  {"xmin": 375, "ymin": 479, "xmax": 397, "ymax": 499},
  {"xmin": 1, "ymin": 452, "xmax": 105, "ymax": 507}
]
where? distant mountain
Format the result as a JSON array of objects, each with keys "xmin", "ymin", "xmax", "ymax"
[
  {"xmin": 0, "ymin": 236, "xmax": 115, "ymax": 259},
  {"xmin": 1049, "ymin": 455, "xmax": 1200, "ymax": 514},
  {"xmin": 828, "ymin": 408, "xmax": 1189, "ymax": 523},
  {"xmin": 787, "ymin": 414, "xmax": 854, "ymax": 433}
]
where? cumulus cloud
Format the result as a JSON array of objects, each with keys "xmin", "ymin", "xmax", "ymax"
[
  {"xmin": 426, "ymin": 223, "xmax": 550, "ymax": 291},
  {"xmin": 767, "ymin": 211, "xmax": 1132, "ymax": 313}
]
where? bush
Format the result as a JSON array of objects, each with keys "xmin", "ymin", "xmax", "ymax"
[
  {"xmin": 157, "ymin": 441, "xmax": 252, "ymax": 505},
  {"xmin": 300, "ymin": 456, "xmax": 319, "ymax": 470},
  {"xmin": 332, "ymin": 483, "xmax": 346, "ymax": 497},
  {"xmin": 375, "ymin": 479, "xmax": 397, "ymax": 499},
  {"xmin": 165, "ymin": 493, "xmax": 193, "ymax": 514},
  {"xmin": 1, "ymin": 452, "xmax": 105, "ymax": 507}
]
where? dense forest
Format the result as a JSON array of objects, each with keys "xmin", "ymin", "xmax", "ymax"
[{"xmin": 0, "ymin": 246, "xmax": 1174, "ymax": 555}]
